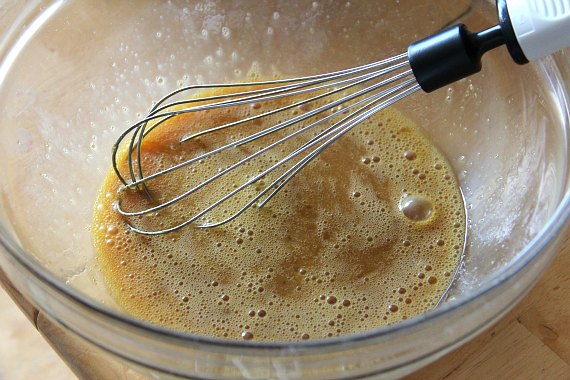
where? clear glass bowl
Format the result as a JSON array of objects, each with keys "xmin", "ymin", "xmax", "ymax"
[{"xmin": 0, "ymin": 0, "xmax": 569, "ymax": 378}]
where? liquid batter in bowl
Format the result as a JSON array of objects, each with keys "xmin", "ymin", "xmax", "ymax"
[
  {"xmin": 0, "ymin": 1, "xmax": 567, "ymax": 377},
  {"xmin": 92, "ymin": 87, "xmax": 466, "ymax": 341}
]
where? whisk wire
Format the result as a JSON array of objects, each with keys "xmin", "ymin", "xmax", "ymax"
[
  {"xmin": 114, "ymin": 56, "xmax": 411, "ymax": 192},
  {"xmin": 147, "ymin": 53, "xmax": 409, "ymax": 116},
  {"xmin": 259, "ymin": 80, "xmax": 422, "ymax": 208},
  {"xmin": 118, "ymin": 73, "xmax": 416, "ymax": 219},
  {"xmin": 122, "ymin": 85, "xmax": 421, "ymax": 234},
  {"xmin": 121, "ymin": 66, "xmax": 414, "ymax": 191},
  {"xmin": 201, "ymin": 80, "xmax": 422, "ymax": 228},
  {"xmin": 184, "ymin": 80, "xmax": 422, "ymax": 232},
  {"xmin": 114, "ymin": 54, "xmax": 421, "ymax": 234}
]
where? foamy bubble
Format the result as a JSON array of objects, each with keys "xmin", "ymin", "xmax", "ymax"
[
  {"xmin": 399, "ymin": 195, "xmax": 433, "ymax": 222},
  {"xmin": 221, "ymin": 27, "xmax": 231, "ymax": 39}
]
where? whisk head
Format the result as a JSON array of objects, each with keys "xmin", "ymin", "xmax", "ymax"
[{"xmin": 112, "ymin": 52, "xmax": 421, "ymax": 235}]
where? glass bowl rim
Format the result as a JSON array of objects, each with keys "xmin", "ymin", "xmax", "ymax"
[{"xmin": 0, "ymin": 0, "xmax": 569, "ymax": 354}]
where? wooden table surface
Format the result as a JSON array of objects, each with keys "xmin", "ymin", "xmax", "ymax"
[
  {"xmin": 2, "ymin": 232, "xmax": 570, "ymax": 379},
  {"xmin": 406, "ymin": 233, "xmax": 570, "ymax": 380}
]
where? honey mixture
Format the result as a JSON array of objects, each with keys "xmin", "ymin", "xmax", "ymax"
[{"xmin": 93, "ymin": 86, "xmax": 466, "ymax": 341}]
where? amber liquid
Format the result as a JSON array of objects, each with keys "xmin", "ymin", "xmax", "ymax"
[{"xmin": 92, "ymin": 88, "xmax": 466, "ymax": 341}]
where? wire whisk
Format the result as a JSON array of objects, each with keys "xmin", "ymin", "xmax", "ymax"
[
  {"xmin": 113, "ymin": 53, "xmax": 419, "ymax": 234},
  {"xmin": 112, "ymin": 0, "xmax": 570, "ymax": 234}
]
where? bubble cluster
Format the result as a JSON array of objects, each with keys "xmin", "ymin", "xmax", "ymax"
[{"xmin": 92, "ymin": 79, "xmax": 466, "ymax": 342}]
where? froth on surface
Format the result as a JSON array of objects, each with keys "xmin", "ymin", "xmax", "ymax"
[{"xmin": 92, "ymin": 85, "xmax": 466, "ymax": 342}]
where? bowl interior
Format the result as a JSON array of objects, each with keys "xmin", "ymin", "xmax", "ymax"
[{"xmin": 0, "ymin": 0, "xmax": 568, "ymax": 335}]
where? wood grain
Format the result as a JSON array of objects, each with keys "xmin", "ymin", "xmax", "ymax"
[{"xmin": 406, "ymin": 234, "xmax": 570, "ymax": 380}]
